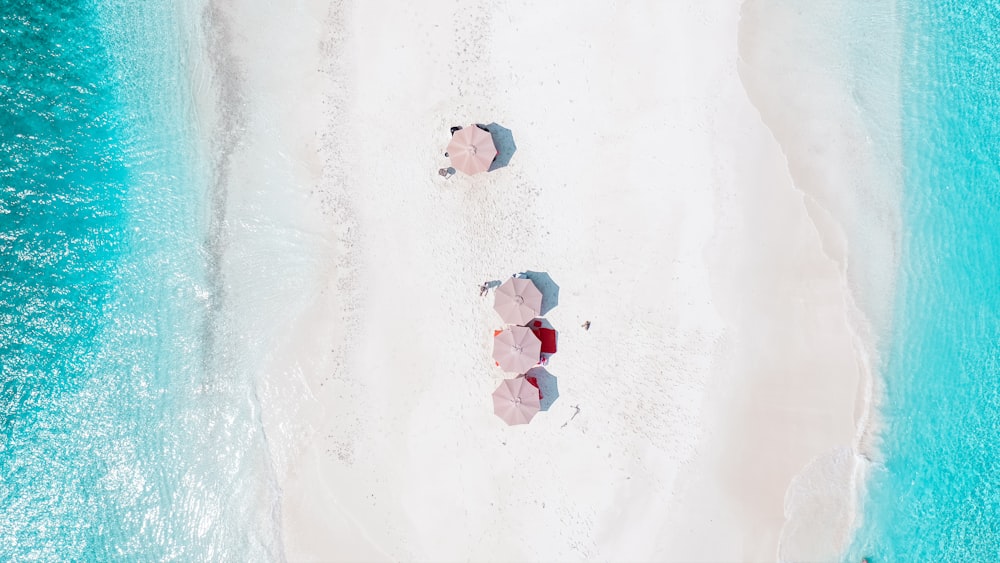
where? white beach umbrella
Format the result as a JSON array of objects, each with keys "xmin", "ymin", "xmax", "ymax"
[
  {"xmin": 492, "ymin": 376, "xmax": 541, "ymax": 425},
  {"xmin": 492, "ymin": 326, "xmax": 542, "ymax": 374},
  {"xmin": 446, "ymin": 125, "xmax": 497, "ymax": 175},
  {"xmin": 493, "ymin": 277, "xmax": 543, "ymax": 326}
]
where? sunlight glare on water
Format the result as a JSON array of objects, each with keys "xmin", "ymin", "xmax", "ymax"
[{"xmin": 0, "ymin": 0, "xmax": 280, "ymax": 559}]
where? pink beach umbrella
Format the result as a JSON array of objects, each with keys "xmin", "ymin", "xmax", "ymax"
[
  {"xmin": 492, "ymin": 326, "xmax": 542, "ymax": 374},
  {"xmin": 493, "ymin": 277, "xmax": 543, "ymax": 326},
  {"xmin": 492, "ymin": 376, "xmax": 541, "ymax": 425},
  {"xmin": 446, "ymin": 125, "xmax": 497, "ymax": 175}
]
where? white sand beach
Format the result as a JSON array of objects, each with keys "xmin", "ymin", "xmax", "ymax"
[{"xmin": 205, "ymin": 0, "xmax": 892, "ymax": 560}]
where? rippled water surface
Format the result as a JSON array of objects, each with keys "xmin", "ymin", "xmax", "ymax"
[
  {"xmin": 0, "ymin": 1, "xmax": 277, "ymax": 559},
  {"xmin": 848, "ymin": 1, "xmax": 1000, "ymax": 560}
]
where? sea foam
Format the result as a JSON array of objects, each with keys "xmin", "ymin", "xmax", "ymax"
[
  {"xmin": 0, "ymin": 0, "xmax": 281, "ymax": 558},
  {"xmin": 736, "ymin": 0, "xmax": 904, "ymax": 559},
  {"xmin": 846, "ymin": 0, "xmax": 1000, "ymax": 559}
]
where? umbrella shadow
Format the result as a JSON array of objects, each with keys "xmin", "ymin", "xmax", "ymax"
[
  {"xmin": 525, "ymin": 367, "xmax": 559, "ymax": 411},
  {"xmin": 521, "ymin": 271, "xmax": 559, "ymax": 315},
  {"xmin": 526, "ymin": 318, "xmax": 558, "ymax": 356},
  {"xmin": 528, "ymin": 317, "xmax": 555, "ymax": 330},
  {"xmin": 484, "ymin": 122, "xmax": 517, "ymax": 171},
  {"xmin": 479, "ymin": 279, "xmax": 503, "ymax": 297}
]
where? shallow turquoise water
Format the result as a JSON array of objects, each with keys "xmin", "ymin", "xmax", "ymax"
[
  {"xmin": 848, "ymin": 0, "xmax": 1000, "ymax": 560},
  {"xmin": 0, "ymin": 1, "xmax": 277, "ymax": 559}
]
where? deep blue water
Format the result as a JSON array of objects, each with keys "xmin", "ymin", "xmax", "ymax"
[
  {"xmin": 848, "ymin": 0, "xmax": 1000, "ymax": 560},
  {"xmin": 0, "ymin": 1, "xmax": 277, "ymax": 559}
]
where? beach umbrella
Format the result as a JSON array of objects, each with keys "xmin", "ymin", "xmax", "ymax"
[
  {"xmin": 493, "ymin": 277, "xmax": 543, "ymax": 326},
  {"xmin": 492, "ymin": 326, "xmax": 542, "ymax": 374},
  {"xmin": 492, "ymin": 376, "xmax": 541, "ymax": 425},
  {"xmin": 447, "ymin": 125, "xmax": 497, "ymax": 175}
]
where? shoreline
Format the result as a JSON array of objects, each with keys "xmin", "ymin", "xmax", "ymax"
[
  {"xmin": 734, "ymin": 0, "xmax": 903, "ymax": 560},
  {"xmin": 193, "ymin": 0, "xmax": 348, "ymax": 557},
  {"xmin": 203, "ymin": 0, "xmax": 903, "ymax": 560}
]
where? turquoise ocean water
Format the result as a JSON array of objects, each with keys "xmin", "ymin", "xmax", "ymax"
[
  {"xmin": 847, "ymin": 0, "xmax": 1000, "ymax": 560},
  {"xmin": 1, "ymin": 1, "xmax": 278, "ymax": 559},
  {"xmin": 3, "ymin": 0, "xmax": 998, "ymax": 561}
]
